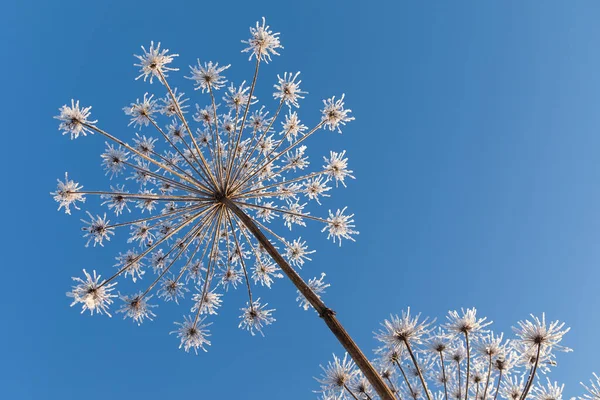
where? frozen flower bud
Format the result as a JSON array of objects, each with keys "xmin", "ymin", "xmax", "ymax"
[
  {"xmin": 285, "ymin": 237, "xmax": 315, "ymax": 268},
  {"xmin": 285, "ymin": 145, "xmax": 309, "ymax": 171},
  {"xmin": 241, "ymin": 17, "xmax": 283, "ymax": 63},
  {"xmin": 223, "ymin": 81, "xmax": 256, "ymax": 110},
  {"xmin": 166, "ymin": 121, "xmax": 187, "ymax": 143},
  {"xmin": 218, "ymin": 267, "xmax": 242, "ymax": 291},
  {"xmin": 321, "ymin": 94, "xmax": 355, "ymax": 133},
  {"xmin": 159, "ymin": 87, "xmax": 188, "ymax": 116},
  {"xmin": 117, "ymin": 292, "xmax": 157, "ymax": 325},
  {"xmin": 249, "ymin": 106, "xmax": 272, "ymax": 133},
  {"xmin": 238, "ymin": 299, "xmax": 275, "ymax": 336},
  {"xmin": 101, "ymin": 185, "xmax": 131, "ymax": 216},
  {"xmin": 170, "ymin": 315, "xmax": 211, "ymax": 354},
  {"xmin": 512, "ymin": 313, "xmax": 571, "ymax": 353},
  {"xmin": 81, "ymin": 212, "xmax": 114, "ymax": 247},
  {"xmin": 101, "ymin": 143, "xmax": 129, "ymax": 178},
  {"xmin": 445, "ymin": 308, "xmax": 492, "ymax": 336},
  {"xmin": 323, "ymin": 150, "xmax": 354, "ymax": 187},
  {"xmin": 283, "ymin": 201, "xmax": 308, "ymax": 230},
  {"xmin": 281, "ymin": 111, "xmax": 307, "ymax": 142},
  {"xmin": 124, "ymin": 93, "xmax": 158, "ymax": 128},
  {"xmin": 375, "ymin": 307, "xmax": 434, "ymax": 350},
  {"xmin": 474, "ymin": 332, "xmax": 505, "ymax": 357},
  {"xmin": 55, "ymin": 99, "xmax": 97, "ymax": 139},
  {"xmin": 134, "ymin": 41, "xmax": 179, "ymax": 84},
  {"xmin": 52, "ymin": 172, "xmax": 86, "ymax": 215},
  {"xmin": 273, "ymin": 72, "xmax": 307, "ymax": 108},
  {"xmin": 187, "ymin": 60, "xmax": 230, "ymax": 93},
  {"xmin": 322, "ymin": 207, "xmax": 358, "ymax": 246},
  {"xmin": 501, "ymin": 376, "xmax": 525, "ymax": 400},
  {"xmin": 127, "ymin": 222, "xmax": 154, "ymax": 247},
  {"xmin": 193, "ymin": 104, "xmax": 218, "ymax": 128},
  {"xmin": 67, "ymin": 269, "xmax": 117, "ymax": 316},
  {"xmin": 316, "ymin": 353, "xmax": 360, "ymax": 395},
  {"xmin": 191, "ymin": 290, "xmax": 223, "ymax": 315},
  {"xmin": 114, "ymin": 250, "xmax": 145, "ymax": 282},
  {"xmin": 158, "ymin": 275, "xmax": 189, "ymax": 304},
  {"xmin": 304, "ymin": 176, "xmax": 331, "ymax": 205},
  {"xmin": 133, "ymin": 134, "xmax": 158, "ymax": 155},
  {"xmin": 251, "ymin": 260, "xmax": 283, "ymax": 288}
]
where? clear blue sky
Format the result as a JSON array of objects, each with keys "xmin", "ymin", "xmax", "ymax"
[{"xmin": 2, "ymin": 1, "xmax": 599, "ymax": 398}]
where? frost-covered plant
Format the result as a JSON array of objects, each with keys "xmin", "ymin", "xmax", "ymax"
[
  {"xmin": 313, "ymin": 309, "xmax": 599, "ymax": 400},
  {"xmin": 51, "ymin": 17, "xmax": 395, "ymax": 399}
]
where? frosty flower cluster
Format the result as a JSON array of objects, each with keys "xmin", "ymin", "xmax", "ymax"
[
  {"xmin": 52, "ymin": 17, "xmax": 356, "ymax": 354},
  {"xmin": 314, "ymin": 308, "xmax": 598, "ymax": 400}
]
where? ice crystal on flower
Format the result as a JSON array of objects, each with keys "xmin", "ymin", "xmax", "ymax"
[
  {"xmin": 238, "ymin": 299, "xmax": 275, "ymax": 336},
  {"xmin": 241, "ymin": 17, "xmax": 282, "ymax": 63},
  {"xmin": 513, "ymin": 313, "xmax": 571, "ymax": 353},
  {"xmin": 52, "ymin": 172, "xmax": 85, "ymax": 215},
  {"xmin": 187, "ymin": 60, "xmax": 230, "ymax": 93},
  {"xmin": 171, "ymin": 315, "xmax": 211, "ymax": 354},
  {"xmin": 134, "ymin": 41, "xmax": 179, "ymax": 83},
  {"xmin": 115, "ymin": 250, "xmax": 145, "ymax": 282},
  {"xmin": 124, "ymin": 93, "xmax": 158, "ymax": 128},
  {"xmin": 67, "ymin": 269, "xmax": 116, "ymax": 316},
  {"xmin": 117, "ymin": 292, "xmax": 157, "ymax": 325},
  {"xmin": 321, "ymin": 94, "xmax": 355, "ymax": 133},
  {"xmin": 376, "ymin": 308, "xmax": 435, "ymax": 351},
  {"xmin": 445, "ymin": 308, "xmax": 492, "ymax": 335},
  {"xmin": 316, "ymin": 353, "xmax": 360, "ymax": 395},
  {"xmin": 323, "ymin": 207, "xmax": 359, "ymax": 246},
  {"xmin": 55, "ymin": 99, "xmax": 97, "ymax": 139},
  {"xmin": 81, "ymin": 212, "xmax": 114, "ymax": 247},
  {"xmin": 274, "ymin": 72, "xmax": 306, "ymax": 108}
]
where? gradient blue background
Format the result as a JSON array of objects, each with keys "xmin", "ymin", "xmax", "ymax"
[{"xmin": 2, "ymin": 1, "xmax": 599, "ymax": 398}]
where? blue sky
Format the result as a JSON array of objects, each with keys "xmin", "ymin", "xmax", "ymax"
[{"xmin": 2, "ymin": 1, "xmax": 599, "ymax": 399}]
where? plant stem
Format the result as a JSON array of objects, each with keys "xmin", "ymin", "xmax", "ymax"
[
  {"xmin": 465, "ymin": 332, "xmax": 471, "ymax": 400},
  {"xmin": 395, "ymin": 360, "xmax": 416, "ymax": 399},
  {"xmin": 519, "ymin": 344, "xmax": 542, "ymax": 400},
  {"xmin": 493, "ymin": 371, "xmax": 503, "ymax": 400},
  {"xmin": 224, "ymin": 199, "xmax": 395, "ymax": 400},
  {"xmin": 482, "ymin": 354, "xmax": 493, "ymax": 400},
  {"xmin": 440, "ymin": 352, "xmax": 449, "ymax": 400},
  {"xmin": 344, "ymin": 384, "xmax": 360, "ymax": 400},
  {"xmin": 404, "ymin": 340, "xmax": 432, "ymax": 400}
]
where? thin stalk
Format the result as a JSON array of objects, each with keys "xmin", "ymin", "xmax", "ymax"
[
  {"xmin": 465, "ymin": 332, "xmax": 471, "ymax": 400},
  {"xmin": 519, "ymin": 344, "xmax": 542, "ymax": 400},
  {"xmin": 224, "ymin": 198, "xmax": 394, "ymax": 400},
  {"xmin": 344, "ymin": 385, "xmax": 360, "ymax": 400},
  {"xmin": 225, "ymin": 57, "xmax": 261, "ymax": 188},
  {"xmin": 395, "ymin": 360, "xmax": 416, "ymax": 399},
  {"xmin": 457, "ymin": 361, "xmax": 462, "ymax": 399},
  {"xmin": 147, "ymin": 116, "xmax": 213, "ymax": 191},
  {"xmin": 404, "ymin": 340, "xmax": 432, "ymax": 400},
  {"xmin": 385, "ymin": 376, "xmax": 402, "ymax": 400},
  {"xmin": 440, "ymin": 352, "xmax": 449, "ymax": 400},
  {"xmin": 228, "ymin": 120, "xmax": 325, "ymax": 195},
  {"xmin": 100, "ymin": 207, "xmax": 208, "ymax": 286},
  {"xmin": 230, "ymin": 99, "xmax": 284, "ymax": 186},
  {"xmin": 482, "ymin": 354, "xmax": 493, "ymax": 400},
  {"xmin": 84, "ymin": 123, "xmax": 202, "ymax": 190},
  {"xmin": 157, "ymin": 70, "xmax": 220, "ymax": 191},
  {"xmin": 493, "ymin": 371, "xmax": 503, "ymax": 400}
]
